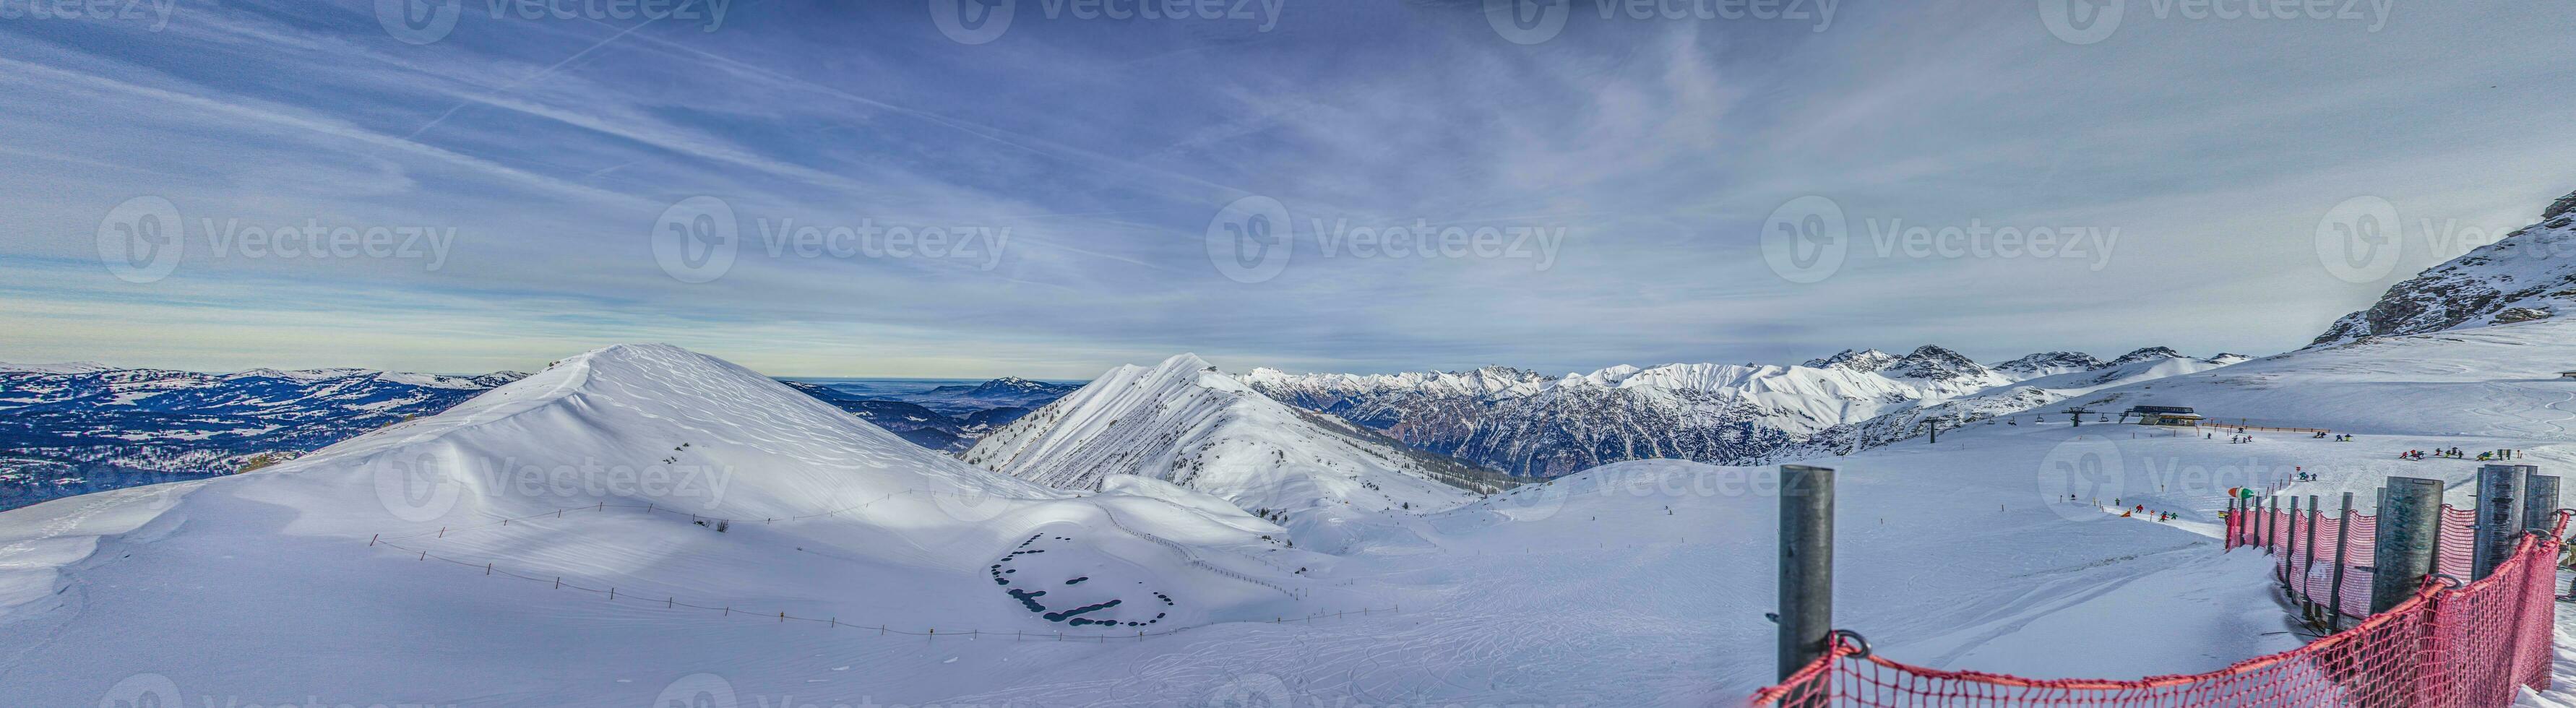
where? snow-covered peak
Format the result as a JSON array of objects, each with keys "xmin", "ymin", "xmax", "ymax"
[
  {"xmin": 2313, "ymin": 186, "xmax": 2576, "ymax": 345},
  {"xmin": 965, "ymin": 376, "xmax": 1056, "ymax": 395},
  {"xmin": 2105, "ymin": 346, "xmax": 2188, "ymax": 366},
  {"xmin": 1884, "ymin": 345, "xmax": 1994, "ymax": 382},
  {"xmin": 0, "ymin": 343, "xmax": 1327, "ymax": 697},
  {"xmin": 965, "ymin": 355, "xmax": 1487, "ymax": 547},
  {"xmin": 1991, "ymin": 351, "xmax": 2106, "ymax": 380},
  {"xmin": 2545, "ymin": 188, "xmax": 2576, "ymax": 222},
  {"xmin": 1804, "ymin": 348, "xmax": 1902, "ymax": 373}
]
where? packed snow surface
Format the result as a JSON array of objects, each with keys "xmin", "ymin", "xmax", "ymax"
[{"xmin": 7, "ymin": 328, "xmax": 2576, "ymax": 705}]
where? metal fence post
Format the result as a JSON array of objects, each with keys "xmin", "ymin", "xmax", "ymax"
[
  {"xmin": 2283, "ymin": 496, "xmax": 2302, "ymax": 592},
  {"xmin": 2327, "ymin": 491, "xmax": 2353, "ymax": 629},
  {"xmin": 2522, "ymin": 473, "xmax": 2561, "ymax": 536},
  {"xmin": 2301, "ymin": 493, "xmax": 2320, "ymax": 611},
  {"xmin": 2472, "ymin": 465, "xmax": 2528, "ymax": 580},
  {"xmin": 2372, "ymin": 477, "xmax": 2443, "ymax": 615},
  {"xmin": 2260, "ymin": 496, "xmax": 2274, "ymax": 552},
  {"xmin": 1778, "ymin": 465, "xmax": 1835, "ymax": 686}
]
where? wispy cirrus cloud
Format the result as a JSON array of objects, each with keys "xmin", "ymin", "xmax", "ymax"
[{"xmin": 3, "ymin": 1, "xmax": 2573, "ymax": 377}]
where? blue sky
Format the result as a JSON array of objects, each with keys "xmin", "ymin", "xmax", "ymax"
[{"xmin": 2, "ymin": 0, "xmax": 2572, "ymax": 378}]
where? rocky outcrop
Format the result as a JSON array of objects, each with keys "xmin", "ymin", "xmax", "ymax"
[{"xmin": 2313, "ymin": 188, "xmax": 2576, "ymax": 346}]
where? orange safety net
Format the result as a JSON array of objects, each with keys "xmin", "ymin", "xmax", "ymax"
[{"xmin": 1752, "ymin": 510, "xmax": 2568, "ymax": 707}]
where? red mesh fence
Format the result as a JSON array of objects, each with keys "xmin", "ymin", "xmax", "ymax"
[
  {"xmin": 1752, "ymin": 509, "xmax": 2569, "ymax": 707},
  {"xmin": 2226, "ymin": 504, "xmax": 2485, "ymax": 620}
]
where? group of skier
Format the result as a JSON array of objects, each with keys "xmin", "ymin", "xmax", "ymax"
[{"xmin": 2080, "ymin": 497, "xmax": 2176, "ymax": 522}]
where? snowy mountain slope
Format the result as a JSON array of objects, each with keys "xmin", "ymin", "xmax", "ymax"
[
  {"xmin": 1992, "ymin": 351, "xmax": 2104, "ymax": 380},
  {"xmin": 1779, "ymin": 348, "xmax": 2247, "ymax": 459},
  {"xmin": 6, "ymin": 333, "xmax": 2574, "ymax": 705},
  {"xmin": 0, "ymin": 344, "xmax": 1348, "ymax": 706},
  {"xmin": 1242, "ymin": 345, "xmax": 2237, "ymax": 476},
  {"xmin": 2314, "ymin": 187, "xmax": 2576, "ymax": 345},
  {"xmin": 962, "ymin": 354, "xmax": 1491, "ymax": 548},
  {"xmin": 2046, "ymin": 316, "xmax": 2576, "ymax": 440}
]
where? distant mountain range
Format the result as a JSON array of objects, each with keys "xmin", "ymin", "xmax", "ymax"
[
  {"xmin": 0, "ymin": 363, "xmax": 528, "ymax": 510},
  {"xmin": 0, "ymin": 340, "xmax": 2239, "ymax": 509},
  {"xmin": 0, "ymin": 361, "xmax": 1078, "ymax": 511},
  {"xmin": 783, "ymin": 378, "xmax": 1080, "ymax": 452},
  {"xmin": 1242, "ymin": 346, "xmax": 2247, "ymax": 476}
]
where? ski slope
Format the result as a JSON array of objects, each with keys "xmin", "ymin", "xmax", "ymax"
[{"xmin": 5, "ymin": 336, "xmax": 2575, "ymax": 707}]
